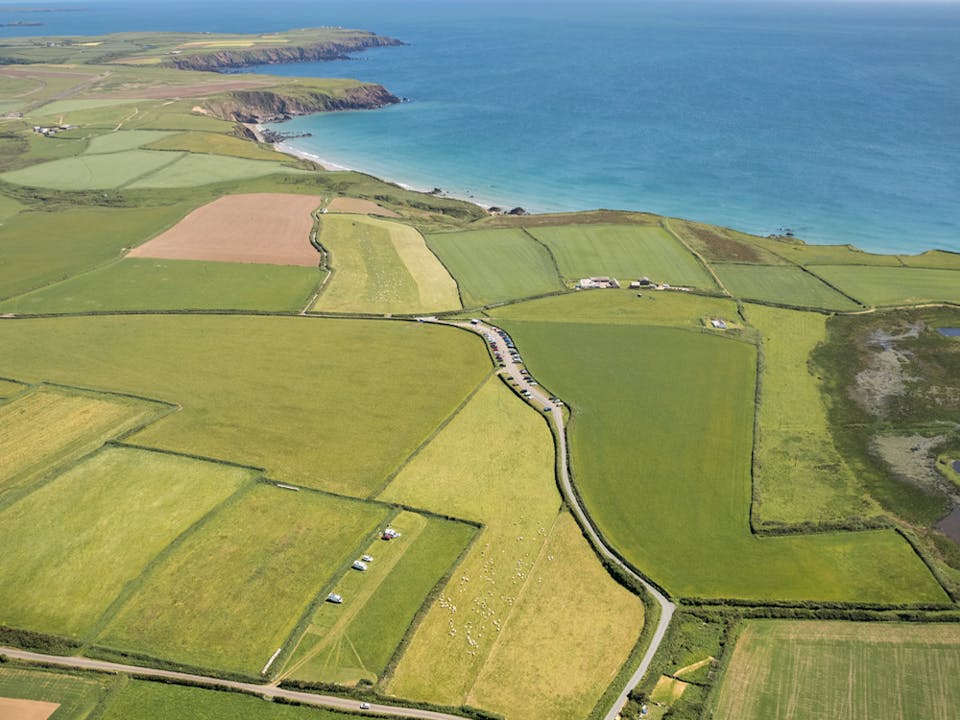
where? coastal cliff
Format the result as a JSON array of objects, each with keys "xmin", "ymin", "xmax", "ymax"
[
  {"xmin": 165, "ymin": 34, "xmax": 404, "ymax": 71},
  {"xmin": 202, "ymin": 83, "xmax": 400, "ymax": 123}
]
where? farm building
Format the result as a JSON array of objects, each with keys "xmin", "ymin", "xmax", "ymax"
[{"xmin": 578, "ymin": 276, "xmax": 621, "ymax": 289}]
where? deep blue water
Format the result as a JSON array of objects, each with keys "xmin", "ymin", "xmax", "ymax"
[{"xmin": 3, "ymin": 1, "xmax": 959, "ymax": 253}]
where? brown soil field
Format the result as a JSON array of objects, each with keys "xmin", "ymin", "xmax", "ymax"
[
  {"xmin": 326, "ymin": 197, "xmax": 400, "ymax": 217},
  {"xmin": 0, "ymin": 698, "xmax": 60, "ymax": 720},
  {"xmin": 128, "ymin": 193, "xmax": 323, "ymax": 266}
]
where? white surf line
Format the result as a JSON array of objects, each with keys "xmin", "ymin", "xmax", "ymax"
[
  {"xmin": 0, "ymin": 647, "xmax": 468, "ymax": 720},
  {"xmin": 434, "ymin": 319, "xmax": 676, "ymax": 720}
]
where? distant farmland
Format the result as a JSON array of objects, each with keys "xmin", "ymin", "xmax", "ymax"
[{"xmin": 713, "ymin": 620, "xmax": 960, "ymax": 720}]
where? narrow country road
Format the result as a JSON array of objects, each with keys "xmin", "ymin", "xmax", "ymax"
[
  {"xmin": 0, "ymin": 647, "xmax": 467, "ymax": 720},
  {"xmin": 444, "ymin": 319, "xmax": 676, "ymax": 720}
]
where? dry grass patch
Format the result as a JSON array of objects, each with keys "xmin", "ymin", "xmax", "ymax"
[
  {"xmin": 327, "ymin": 197, "xmax": 400, "ymax": 217},
  {"xmin": 128, "ymin": 193, "xmax": 321, "ymax": 266},
  {"xmin": 467, "ymin": 512, "xmax": 643, "ymax": 720},
  {"xmin": 713, "ymin": 621, "xmax": 960, "ymax": 720},
  {"xmin": 312, "ymin": 215, "xmax": 460, "ymax": 314},
  {"xmin": 381, "ymin": 379, "xmax": 642, "ymax": 718},
  {"xmin": 0, "ymin": 386, "xmax": 166, "ymax": 495}
]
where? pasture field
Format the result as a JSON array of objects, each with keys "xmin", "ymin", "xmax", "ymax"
[
  {"xmin": 425, "ymin": 228, "xmax": 563, "ymax": 307},
  {"xmin": 144, "ymin": 131, "xmax": 292, "ymax": 162},
  {"xmin": 311, "ymin": 215, "xmax": 461, "ymax": 314},
  {"xmin": 467, "ymin": 511, "xmax": 643, "ymax": 720},
  {"xmin": 126, "ymin": 153, "xmax": 307, "ymax": 188},
  {"xmin": 0, "ymin": 378, "xmax": 25, "ymax": 399},
  {"xmin": 899, "ymin": 250, "xmax": 960, "ymax": 270},
  {"xmin": 746, "ymin": 304, "xmax": 881, "ymax": 527},
  {"xmin": 0, "ymin": 259, "xmax": 322, "ymax": 314},
  {"xmin": 97, "ymin": 679, "xmax": 354, "ymax": 720},
  {"xmin": 666, "ymin": 219, "xmax": 786, "ymax": 264},
  {"xmin": 0, "ymin": 666, "xmax": 112, "ymax": 720},
  {"xmin": 495, "ymin": 320, "xmax": 946, "ymax": 603},
  {"xmin": 0, "ymin": 386, "xmax": 168, "ymax": 496},
  {"xmin": 284, "ymin": 511, "xmax": 476, "ymax": 685},
  {"xmin": 1, "ymin": 150, "xmax": 184, "ymax": 190},
  {"xmin": 712, "ymin": 620, "xmax": 960, "ymax": 720},
  {"xmin": 493, "ymin": 286, "xmax": 739, "ymax": 330},
  {"xmin": 528, "ymin": 224, "xmax": 715, "ymax": 288},
  {"xmin": 84, "ymin": 130, "xmax": 177, "ymax": 154},
  {"xmin": 811, "ymin": 265, "xmax": 960, "ymax": 306},
  {"xmin": 0, "ymin": 204, "xmax": 195, "ymax": 300},
  {"xmin": 0, "ymin": 316, "xmax": 489, "ymax": 496},
  {"xmin": 28, "ymin": 98, "xmax": 143, "ymax": 118},
  {"xmin": 326, "ymin": 197, "xmax": 399, "ymax": 216},
  {"xmin": 713, "ymin": 263, "xmax": 859, "ymax": 310},
  {"xmin": 749, "ymin": 238, "xmax": 903, "ymax": 267},
  {"xmin": 0, "ymin": 194, "xmax": 23, "ymax": 221},
  {"xmin": 99, "ymin": 484, "xmax": 389, "ymax": 675},
  {"xmin": 0, "ymin": 445, "xmax": 252, "ymax": 639},
  {"xmin": 382, "ymin": 378, "xmax": 643, "ymax": 718},
  {"xmin": 129, "ymin": 193, "xmax": 321, "ymax": 267}
]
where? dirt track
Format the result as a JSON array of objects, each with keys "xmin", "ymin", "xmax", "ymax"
[
  {"xmin": 129, "ymin": 194, "xmax": 323, "ymax": 266},
  {"xmin": 0, "ymin": 647, "xmax": 466, "ymax": 720}
]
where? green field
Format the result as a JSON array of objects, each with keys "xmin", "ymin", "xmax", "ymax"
[
  {"xmin": 713, "ymin": 620, "xmax": 960, "ymax": 720},
  {"xmin": 713, "ymin": 263, "xmax": 859, "ymax": 310},
  {"xmin": 0, "ymin": 205, "xmax": 194, "ymax": 300},
  {"xmin": 382, "ymin": 377, "xmax": 643, "ymax": 718},
  {"xmin": 145, "ymin": 131, "xmax": 292, "ymax": 162},
  {"xmin": 495, "ymin": 319, "xmax": 946, "ymax": 602},
  {"xmin": 746, "ymin": 304, "xmax": 881, "ymax": 527},
  {"xmin": 811, "ymin": 265, "xmax": 960, "ymax": 306},
  {"xmin": 899, "ymin": 250, "xmax": 960, "ymax": 270},
  {"xmin": 312, "ymin": 215, "xmax": 461, "ymax": 314},
  {"xmin": 99, "ymin": 484, "xmax": 389, "ymax": 674},
  {"xmin": 528, "ymin": 224, "xmax": 715, "ymax": 288},
  {"xmin": 0, "ymin": 666, "xmax": 112, "ymax": 720},
  {"xmin": 1, "ymin": 150, "xmax": 184, "ymax": 189},
  {"xmin": 0, "ymin": 446, "xmax": 252, "ymax": 639},
  {"xmin": 0, "ymin": 258, "xmax": 323, "ymax": 314},
  {"xmin": 284, "ymin": 510, "xmax": 475, "ymax": 685},
  {"xmin": 0, "ymin": 316, "xmax": 488, "ymax": 496},
  {"xmin": 126, "ymin": 153, "xmax": 307, "ymax": 188},
  {"xmin": 493, "ymin": 286, "xmax": 739, "ymax": 330},
  {"xmin": 97, "ymin": 678, "xmax": 358, "ymax": 720},
  {"xmin": 0, "ymin": 378, "xmax": 26, "ymax": 399},
  {"xmin": 84, "ymin": 130, "xmax": 177, "ymax": 155},
  {"xmin": 426, "ymin": 228, "xmax": 564, "ymax": 306},
  {"xmin": 0, "ymin": 386, "xmax": 167, "ymax": 496}
]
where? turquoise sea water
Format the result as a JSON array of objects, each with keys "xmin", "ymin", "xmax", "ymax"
[{"xmin": 4, "ymin": 1, "xmax": 959, "ymax": 253}]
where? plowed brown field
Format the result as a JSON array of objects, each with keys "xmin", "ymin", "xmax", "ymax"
[{"xmin": 129, "ymin": 193, "xmax": 322, "ymax": 266}]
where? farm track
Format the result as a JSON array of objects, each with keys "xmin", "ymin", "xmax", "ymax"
[
  {"xmin": 0, "ymin": 647, "xmax": 468, "ymax": 720},
  {"xmin": 437, "ymin": 319, "xmax": 676, "ymax": 720}
]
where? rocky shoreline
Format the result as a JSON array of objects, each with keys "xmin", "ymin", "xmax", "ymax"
[{"xmin": 164, "ymin": 33, "xmax": 404, "ymax": 72}]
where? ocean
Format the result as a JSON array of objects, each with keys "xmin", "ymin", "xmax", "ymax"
[{"xmin": 3, "ymin": 0, "xmax": 958, "ymax": 253}]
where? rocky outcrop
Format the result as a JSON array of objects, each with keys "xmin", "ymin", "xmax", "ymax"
[
  {"xmin": 164, "ymin": 34, "xmax": 404, "ymax": 71},
  {"xmin": 202, "ymin": 83, "xmax": 400, "ymax": 123}
]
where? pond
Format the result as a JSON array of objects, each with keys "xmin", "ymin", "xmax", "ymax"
[{"xmin": 937, "ymin": 328, "xmax": 960, "ymax": 337}]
